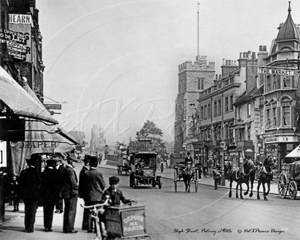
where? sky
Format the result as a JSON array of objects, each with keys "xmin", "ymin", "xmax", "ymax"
[{"xmin": 36, "ymin": 0, "xmax": 300, "ymax": 145}]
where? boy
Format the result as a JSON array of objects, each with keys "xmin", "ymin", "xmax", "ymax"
[
  {"xmin": 103, "ymin": 176, "xmax": 133, "ymax": 206},
  {"xmin": 212, "ymin": 167, "xmax": 221, "ymax": 190}
]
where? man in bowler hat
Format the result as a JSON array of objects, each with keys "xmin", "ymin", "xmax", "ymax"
[
  {"xmin": 18, "ymin": 159, "xmax": 41, "ymax": 233},
  {"xmin": 60, "ymin": 157, "xmax": 78, "ymax": 233},
  {"xmin": 79, "ymin": 155, "xmax": 90, "ymax": 231}
]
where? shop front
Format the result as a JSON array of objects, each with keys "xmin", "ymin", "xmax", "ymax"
[
  {"xmin": 192, "ymin": 141, "xmax": 213, "ymax": 171},
  {"xmin": 264, "ymin": 136, "xmax": 299, "ymax": 172}
]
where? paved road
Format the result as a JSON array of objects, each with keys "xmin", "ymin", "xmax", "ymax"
[{"xmin": 1, "ymin": 163, "xmax": 299, "ymax": 240}]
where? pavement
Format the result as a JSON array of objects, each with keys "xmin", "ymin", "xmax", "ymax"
[{"xmin": 0, "ymin": 162, "xmax": 280, "ymax": 240}]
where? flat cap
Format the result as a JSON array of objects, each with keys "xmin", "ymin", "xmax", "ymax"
[{"xmin": 109, "ymin": 176, "xmax": 120, "ymax": 185}]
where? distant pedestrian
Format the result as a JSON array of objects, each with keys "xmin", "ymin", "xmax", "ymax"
[
  {"xmin": 79, "ymin": 155, "xmax": 91, "ymax": 231},
  {"xmin": 18, "ymin": 159, "xmax": 41, "ymax": 233},
  {"xmin": 10, "ymin": 174, "xmax": 19, "ymax": 212},
  {"xmin": 60, "ymin": 158, "xmax": 79, "ymax": 234},
  {"xmin": 212, "ymin": 167, "xmax": 221, "ymax": 190},
  {"xmin": 41, "ymin": 159, "xmax": 60, "ymax": 232}
]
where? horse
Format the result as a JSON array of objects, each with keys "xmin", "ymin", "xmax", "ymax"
[
  {"xmin": 257, "ymin": 157, "xmax": 275, "ymax": 201},
  {"xmin": 228, "ymin": 159, "xmax": 256, "ymax": 199},
  {"xmin": 175, "ymin": 163, "xmax": 195, "ymax": 193}
]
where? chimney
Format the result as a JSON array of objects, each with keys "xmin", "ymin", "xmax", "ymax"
[{"xmin": 222, "ymin": 59, "xmax": 239, "ymax": 77}]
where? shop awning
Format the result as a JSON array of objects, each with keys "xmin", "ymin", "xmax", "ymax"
[
  {"xmin": 0, "ymin": 66, "xmax": 58, "ymax": 124},
  {"xmin": 285, "ymin": 145, "xmax": 300, "ymax": 158}
]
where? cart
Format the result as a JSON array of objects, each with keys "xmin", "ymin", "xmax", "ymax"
[
  {"xmin": 278, "ymin": 161, "xmax": 300, "ymax": 199},
  {"xmin": 129, "ymin": 151, "xmax": 162, "ymax": 189},
  {"xmin": 173, "ymin": 162, "xmax": 199, "ymax": 192},
  {"xmin": 106, "ymin": 204, "xmax": 150, "ymax": 239},
  {"xmin": 117, "ymin": 164, "xmax": 131, "ymax": 175}
]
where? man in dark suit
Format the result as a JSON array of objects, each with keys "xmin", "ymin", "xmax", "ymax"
[
  {"xmin": 55, "ymin": 158, "xmax": 65, "ymax": 214},
  {"xmin": 60, "ymin": 158, "xmax": 78, "ymax": 233},
  {"xmin": 18, "ymin": 159, "xmax": 41, "ymax": 233},
  {"xmin": 78, "ymin": 155, "xmax": 90, "ymax": 231},
  {"xmin": 85, "ymin": 156, "xmax": 106, "ymax": 233},
  {"xmin": 41, "ymin": 159, "xmax": 60, "ymax": 232}
]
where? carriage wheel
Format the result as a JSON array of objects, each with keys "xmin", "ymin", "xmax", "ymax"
[
  {"xmin": 288, "ymin": 181, "xmax": 297, "ymax": 200},
  {"xmin": 195, "ymin": 180, "xmax": 198, "ymax": 193},
  {"xmin": 278, "ymin": 173, "xmax": 288, "ymax": 199}
]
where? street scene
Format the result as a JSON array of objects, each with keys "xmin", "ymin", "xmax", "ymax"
[{"xmin": 1, "ymin": 0, "xmax": 300, "ymax": 240}]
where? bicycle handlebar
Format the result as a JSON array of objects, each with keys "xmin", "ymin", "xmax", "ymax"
[{"xmin": 80, "ymin": 199, "xmax": 110, "ymax": 209}]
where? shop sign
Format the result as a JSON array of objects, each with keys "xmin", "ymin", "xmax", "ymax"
[
  {"xmin": 259, "ymin": 67, "xmax": 294, "ymax": 76},
  {"xmin": 0, "ymin": 141, "xmax": 7, "ymax": 167},
  {"xmin": 265, "ymin": 137, "xmax": 277, "ymax": 143},
  {"xmin": 122, "ymin": 210, "xmax": 145, "ymax": 237},
  {"xmin": 9, "ymin": 14, "xmax": 32, "ymax": 25},
  {"xmin": 277, "ymin": 136, "xmax": 298, "ymax": 143}
]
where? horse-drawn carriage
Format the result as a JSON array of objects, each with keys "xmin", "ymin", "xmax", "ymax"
[
  {"xmin": 117, "ymin": 157, "xmax": 131, "ymax": 175},
  {"xmin": 129, "ymin": 151, "xmax": 162, "ymax": 189},
  {"xmin": 173, "ymin": 162, "xmax": 199, "ymax": 192},
  {"xmin": 278, "ymin": 161, "xmax": 300, "ymax": 199}
]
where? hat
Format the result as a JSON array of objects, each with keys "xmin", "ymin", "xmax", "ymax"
[
  {"xmin": 109, "ymin": 176, "xmax": 120, "ymax": 185},
  {"xmin": 83, "ymin": 155, "xmax": 91, "ymax": 163}
]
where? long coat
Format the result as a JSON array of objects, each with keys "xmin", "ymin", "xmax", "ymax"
[
  {"xmin": 85, "ymin": 167, "xmax": 105, "ymax": 202},
  {"xmin": 18, "ymin": 166, "xmax": 41, "ymax": 200},
  {"xmin": 60, "ymin": 165, "xmax": 78, "ymax": 199},
  {"xmin": 78, "ymin": 166, "xmax": 89, "ymax": 199},
  {"xmin": 41, "ymin": 167, "xmax": 60, "ymax": 201}
]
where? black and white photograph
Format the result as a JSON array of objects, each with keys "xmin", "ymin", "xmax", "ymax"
[{"xmin": 1, "ymin": 0, "xmax": 300, "ymax": 239}]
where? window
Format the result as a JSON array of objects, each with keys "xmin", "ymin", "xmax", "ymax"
[
  {"xmin": 214, "ymin": 101, "xmax": 217, "ymax": 117},
  {"xmin": 207, "ymin": 128, "xmax": 211, "ymax": 140},
  {"xmin": 283, "ymin": 106, "xmax": 290, "ymax": 126},
  {"xmin": 200, "ymin": 106, "xmax": 204, "ymax": 120},
  {"xmin": 225, "ymin": 97, "xmax": 229, "ymax": 112},
  {"xmin": 267, "ymin": 75, "xmax": 271, "ymax": 92},
  {"xmin": 237, "ymin": 107, "xmax": 241, "ymax": 119},
  {"xmin": 204, "ymin": 105, "xmax": 207, "ymax": 119},
  {"xmin": 273, "ymin": 75, "xmax": 277, "ymax": 90},
  {"xmin": 247, "ymin": 103, "xmax": 251, "ymax": 117},
  {"xmin": 207, "ymin": 104, "xmax": 211, "ymax": 118},
  {"xmin": 198, "ymin": 78, "xmax": 204, "ymax": 90},
  {"xmin": 218, "ymin": 126, "xmax": 222, "ymax": 140},
  {"xmin": 283, "ymin": 76, "xmax": 291, "ymax": 88},
  {"xmin": 277, "ymin": 75, "xmax": 281, "ymax": 89},
  {"xmin": 266, "ymin": 109, "xmax": 270, "ymax": 129},
  {"xmin": 218, "ymin": 99, "xmax": 221, "ymax": 116},
  {"xmin": 247, "ymin": 126, "xmax": 251, "ymax": 140},
  {"xmin": 281, "ymin": 97, "xmax": 291, "ymax": 126},
  {"xmin": 229, "ymin": 95, "xmax": 234, "ymax": 111},
  {"xmin": 272, "ymin": 107, "xmax": 277, "ymax": 128},
  {"xmin": 259, "ymin": 74, "xmax": 265, "ymax": 86}
]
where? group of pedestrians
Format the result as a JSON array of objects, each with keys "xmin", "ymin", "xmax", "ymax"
[
  {"xmin": 18, "ymin": 156, "xmax": 79, "ymax": 233},
  {"xmin": 17, "ymin": 153, "xmax": 132, "ymax": 236}
]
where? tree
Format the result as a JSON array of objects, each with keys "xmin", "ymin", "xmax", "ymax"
[{"xmin": 137, "ymin": 120, "xmax": 167, "ymax": 160}]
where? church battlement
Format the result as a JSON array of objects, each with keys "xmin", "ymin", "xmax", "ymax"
[{"xmin": 178, "ymin": 56, "xmax": 215, "ymax": 72}]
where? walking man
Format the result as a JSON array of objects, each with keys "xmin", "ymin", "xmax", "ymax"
[
  {"xmin": 18, "ymin": 159, "xmax": 41, "ymax": 233},
  {"xmin": 60, "ymin": 158, "xmax": 78, "ymax": 233}
]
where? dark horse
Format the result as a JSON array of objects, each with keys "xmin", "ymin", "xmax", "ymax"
[
  {"xmin": 176, "ymin": 163, "xmax": 194, "ymax": 193},
  {"xmin": 228, "ymin": 159, "xmax": 256, "ymax": 199},
  {"xmin": 257, "ymin": 157, "xmax": 275, "ymax": 201}
]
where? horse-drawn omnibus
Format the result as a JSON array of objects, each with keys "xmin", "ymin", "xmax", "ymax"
[{"xmin": 128, "ymin": 137, "xmax": 162, "ymax": 189}]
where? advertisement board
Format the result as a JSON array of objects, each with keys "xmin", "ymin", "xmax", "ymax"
[{"xmin": 122, "ymin": 209, "xmax": 146, "ymax": 237}]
